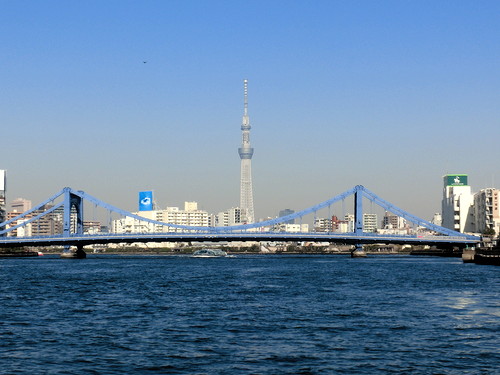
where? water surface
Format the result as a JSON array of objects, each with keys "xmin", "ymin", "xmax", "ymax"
[{"xmin": 0, "ymin": 254, "xmax": 498, "ymax": 374}]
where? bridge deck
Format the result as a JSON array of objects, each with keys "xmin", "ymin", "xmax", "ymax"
[{"xmin": 0, "ymin": 232, "xmax": 480, "ymax": 248}]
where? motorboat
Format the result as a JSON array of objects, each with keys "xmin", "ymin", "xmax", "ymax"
[{"xmin": 192, "ymin": 249, "xmax": 227, "ymax": 257}]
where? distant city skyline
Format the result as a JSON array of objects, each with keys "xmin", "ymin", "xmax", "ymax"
[{"xmin": 1, "ymin": 1, "xmax": 499, "ymax": 222}]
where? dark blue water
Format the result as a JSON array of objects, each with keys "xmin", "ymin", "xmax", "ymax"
[{"xmin": 0, "ymin": 254, "xmax": 498, "ymax": 374}]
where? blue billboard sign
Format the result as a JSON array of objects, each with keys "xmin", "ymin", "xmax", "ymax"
[{"xmin": 139, "ymin": 191, "xmax": 153, "ymax": 211}]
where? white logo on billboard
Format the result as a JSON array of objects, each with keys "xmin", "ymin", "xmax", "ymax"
[
  {"xmin": 141, "ymin": 197, "xmax": 151, "ymax": 206},
  {"xmin": 454, "ymin": 176, "xmax": 461, "ymax": 184}
]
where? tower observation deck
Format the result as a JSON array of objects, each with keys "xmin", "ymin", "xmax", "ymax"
[{"xmin": 238, "ymin": 79, "xmax": 255, "ymax": 223}]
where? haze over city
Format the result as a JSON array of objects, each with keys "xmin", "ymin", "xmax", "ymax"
[{"xmin": 2, "ymin": 1, "xmax": 499, "ymax": 221}]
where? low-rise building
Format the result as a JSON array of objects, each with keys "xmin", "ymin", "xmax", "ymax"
[
  {"xmin": 314, "ymin": 217, "xmax": 332, "ymax": 232},
  {"xmin": 277, "ymin": 223, "xmax": 309, "ymax": 232},
  {"xmin": 112, "ymin": 202, "xmax": 209, "ymax": 234},
  {"xmin": 382, "ymin": 211, "xmax": 407, "ymax": 230}
]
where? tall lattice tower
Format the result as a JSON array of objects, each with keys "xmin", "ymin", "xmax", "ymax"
[{"xmin": 238, "ymin": 79, "xmax": 255, "ymax": 223}]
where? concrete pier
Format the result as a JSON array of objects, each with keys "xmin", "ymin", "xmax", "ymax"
[
  {"xmin": 462, "ymin": 248, "xmax": 476, "ymax": 263},
  {"xmin": 60, "ymin": 247, "xmax": 86, "ymax": 259},
  {"xmin": 351, "ymin": 245, "xmax": 367, "ymax": 258}
]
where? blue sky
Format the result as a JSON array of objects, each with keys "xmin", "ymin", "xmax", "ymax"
[{"xmin": 1, "ymin": 0, "xmax": 499, "ymax": 221}]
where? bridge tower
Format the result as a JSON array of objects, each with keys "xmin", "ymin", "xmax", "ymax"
[
  {"xmin": 62, "ymin": 188, "xmax": 86, "ymax": 258},
  {"xmin": 238, "ymin": 79, "xmax": 255, "ymax": 223},
  {"xmin": 352, "ymin": 186, "xmax": 367, "ymax": 257}
]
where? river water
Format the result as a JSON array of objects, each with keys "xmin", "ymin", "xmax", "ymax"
[{"xmin": 0, "ymin": 254, "xmax": 498, "ymax": 374}]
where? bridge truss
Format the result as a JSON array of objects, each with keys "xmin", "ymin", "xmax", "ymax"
[{"xmin": 0, "ymin": 186, "xmax": 480, "ymax": 249}]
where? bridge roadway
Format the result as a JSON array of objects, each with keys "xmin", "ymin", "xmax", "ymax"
[{"xmin": 0, "ymin": 231, "xmax": 480, "ymax": 249}]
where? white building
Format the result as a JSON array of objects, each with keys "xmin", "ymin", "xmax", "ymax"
[
  {"xmin": 363, "ymin": 213, "xmax": 378, "ymax": 233},
  {"xmin": 278, "ymin": 223, "xmax": 309, "ymax": 233},
  {"xmin": 215, "ymin": 207, "xmax": 242, "ymax": 227},
  {"xmin": 14, "ymin": 219, "xmax": 32, "ymax": 237},
  {"xmin": 473, "ymin": 188, "xmax": 500, "ymax": 235},
  {"xmin": 441, "ymin": 174, "xmax": 474, "ymax": 233},
  {"xmin": 342, "ymin": 214, "xmax": 355, "ymax": 233},
  {"xmin": 112, "ymin": 202, "xmax": 209, "ymax": 234},
  {"xmin": 431, "ymin": 213, "xmax": 442, "ymax": 226},
  {"xmin": 5, "ymin": 215, "xmax": 32, "ymax": 237}
]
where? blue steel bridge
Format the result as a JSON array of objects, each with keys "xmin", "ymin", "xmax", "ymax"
[{"xmin": 0, "ymin": 185, "xmax": 480, "ymax": 250}]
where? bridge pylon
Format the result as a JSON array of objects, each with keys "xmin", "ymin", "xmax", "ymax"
[
  {"xmin": 61, "ymin": 188, "xmax": 86, "ymax": 258},
  {"xmin": 352, "ymin": 186, "xmax": 367, "ymax": 257}
]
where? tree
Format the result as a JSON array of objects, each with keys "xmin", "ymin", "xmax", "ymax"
[{"xmin": 483, "ymin": 228, "xmax": 496, "ymax": 236}]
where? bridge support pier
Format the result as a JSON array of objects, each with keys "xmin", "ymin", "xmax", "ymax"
[
  {"xmin": 75, "ymin": 245, "xmax": 86, "ymax": 259},
  {"xmin": 60, "ymin": 245, "xmax": 86, "ymax": 259},
  {"xmin": 351, "ymin": 244, "xmax": 367, "ymax": 258}
]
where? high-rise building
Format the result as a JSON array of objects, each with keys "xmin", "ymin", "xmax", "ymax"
[
  {"xmin": 5, "ymin": 211, "xmax": 32, "ymax": 237},
  {"xmin": 30, "ymin": 204, "xmax": 64, "ymax": 236},
  {"xmin": 11, "ymin": 198, "xmax": 32, "ymax": 213},
  {"xmin": 238, "ymin": 79, "xmax": 255, "ymax": 224},
  {"xmin": 0, "ymin": 170, "xmax": 6, "ymax": 236},
  {"xmin": 279, "ymin": 209, "xmax": 295, "ymax": 224},
  {"xmin": 441, "ymin": 174, "xmax": 474, "ymax": 233},
  {"xmin": 216, "ymin": 207, "xmax": 243, "ymax": 227}
]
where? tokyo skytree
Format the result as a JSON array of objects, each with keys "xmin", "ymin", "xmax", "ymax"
[{"xmin": 238, "ymin": 79, "xmax": 255, "ymax": 224}]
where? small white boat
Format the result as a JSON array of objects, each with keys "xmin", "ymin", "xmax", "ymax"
[{"xmin": 192, "ymin": 249, "xmax": 227, "ymax": 257}]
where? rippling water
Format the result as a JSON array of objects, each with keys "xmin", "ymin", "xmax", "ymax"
[{"xmin": 0, "ymin": 254, "xmax": 498, "ymax": 374}]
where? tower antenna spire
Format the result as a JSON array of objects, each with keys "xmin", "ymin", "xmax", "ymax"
[{"xmin": 244, "ymin": 79, "xmax": 248, "ymax": 116}]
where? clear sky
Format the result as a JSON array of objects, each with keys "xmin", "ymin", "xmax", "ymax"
[{"xmin": 1, "ymin": 0, "xmax": 499, "ymax": 221}]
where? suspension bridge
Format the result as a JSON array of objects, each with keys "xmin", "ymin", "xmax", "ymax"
[{"xmin": 0, "ymin": 185, "xmax": 481, "ymax": 256}]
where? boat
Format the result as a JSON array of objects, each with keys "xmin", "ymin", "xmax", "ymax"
[{"xmin": 192, "ymin": 249, "xmax": 227, "ymax": 257}]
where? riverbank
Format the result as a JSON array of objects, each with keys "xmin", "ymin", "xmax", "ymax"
[{"xmin": 0, "ymin": 251, "xmax": 41, "ymax": 258}]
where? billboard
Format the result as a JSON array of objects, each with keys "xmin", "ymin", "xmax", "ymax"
[
  {"xmin": 445, "ymin": 174, "xmax": 468, "ymax": 186},
  {"xmin": 138, "ymin": 191, "xmax": 153, "ymax": 211},
  {"xmin": 0, "ymin": 170, "xmax": 5, "ymax": 191}
]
